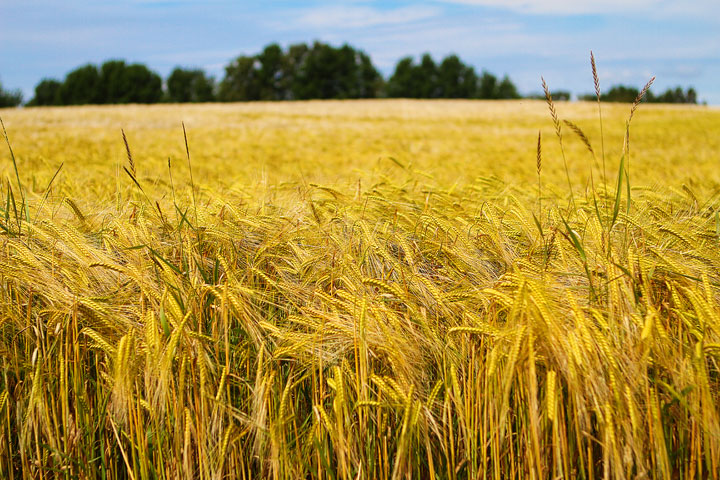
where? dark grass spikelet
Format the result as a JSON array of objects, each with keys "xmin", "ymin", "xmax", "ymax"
[
  {"xmin": 626, "ymin": 76, "xmax": 655, "ymax": 153},
  {"xmin": 536, "ymin": 131, "xmax": 542, "ymax": 175},
  {"xmin": 541, "ymin": 77, "xmax": 562, "ymax": 141},
  {"xmin": 591, "ymin": 51, "xmax": 600, "ymax": 100},
  {"xmin": 536, "ymin": 129, "xmax": 542, "ymax": 220},
  {"xmin": 629, "ymin": 76, "xmax": 656, "ymax": 123},
  {"xmin": 563, "ymin": 120, "xmax": 595, "ymax": 156},
  {"xmin": 122, "ymin": 129, "xmax": 136, "ymax": 177},
  {"xmin": 542, "ymin": 76, "xmax": 576, "ymax": 211},
  {"xmin": 590, "ymin": 50, "xmax": 608, "ymax": 193}
]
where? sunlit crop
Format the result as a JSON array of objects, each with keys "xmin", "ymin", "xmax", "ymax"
[{"xmin": 1, "ymin": 97, "xmax": 719, "ymax": 478}]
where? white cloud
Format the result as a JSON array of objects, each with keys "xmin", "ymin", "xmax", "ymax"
[
  {"xmin": 364, "ymin": 25, "xmax": 560, "ymax": 60},
  {"xmin": 125, "ymin": 0, "xmax": 203, "ymax": 4},
  {"xmin": 295, "ymin": 5, "xmax": 441, "ymax": 29},
  {"xmin": 144, "ymin": 48, "xmax": 248, "ymax": 65},
  {"xmin": 437, "ymin": 0, "xmax": 654, "ymax": 14},
  {"xmin": 435, "ymin": 0, "xmax": 717, "ymax": 16},
  {"xmin": 659, "ymin": 64, "xmax": 703, "ymax": 78}
]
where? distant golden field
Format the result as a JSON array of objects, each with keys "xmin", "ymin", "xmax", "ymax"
[
  {"xmin": 2, "ymin": 100, "xmax": 719, "ymax": 193},
  {"xmin": 1, "ymin": 100, "xmax": 720, "ymax": 479}
]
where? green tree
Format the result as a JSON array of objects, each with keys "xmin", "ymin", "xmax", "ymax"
[
  {"xmin": 100, "ymin": 60, "xmax": 129, "ymax": 103},
  {"xmin": 357, "ymin": 51, "xmax": 384, "ymax": 98},
  {"xmin": 99, "ymin": 60, "xmax": 163, "ymax": 104},
  {"xmin": 496, "ymin": 75, "xmax": 520, "ymax": 99},
  {"xmin": 650, "ymin": 86, "xmax": 697, "ymax": 104},
  {"xmin": 28, "ymin": 79, "xmax": 61, "ymax": 106},
  {"xmin": 290, "ymin": 42, "xmax": 382, "ymax": 99},
  {"xmin": 0, "ymin": 79, "xmax": 23, "ymax": 107},
  {"xmin": 55, "ymin": 61, "xmax": 162, "ymax": 105},
  {"xmin": 437, "ymin": 54, "xmax": 477, "ymax": 98},
  {"xmin": 219, "ymin": 56, "xmax": 261, "ymax": 101},
  {"xmin": 388, "ymin": 54, "xmax": 519, "ymax": 99},
  {"xmin": 550, "ymin": 90, "xmax": 570, "ymax": 101},
  {"xmin": 284, "ymin": 43, "xmax": 310, "ymax": 97},
  {"xmin": 386, "ymin": 54, "xmax": 439, "ymax": 98},
  {"xmin": 290, "ymin": 42, "xmax": 332, "ymax": 99},
  {"xmin": 220, "ymin": 42, "xmax": 382, "ymax": 101},
  {"xmin": 256, "ymin": 43, "xmax": 287, "ymax": 100},
  {"xmin": 418, "ymin": 54, "xmax": 439, "ymax": 98},
  {"xmin": 58, "ymin": 64, "xmax": 102, "ymax": 105},
  {"xmin": 167, "ymin": 67, "xmax": 215, "ymax": 103},
  {"xmin": 580, "ymin": 85, "xmax": 698, "ymax": 104},
  {"xmin": 477, "ymin": 71, "xmax": 498, "ymax": 99},
  {"xmin": 475, "ymin": 72, "xmax": 520, "ymax": 99},
  {"xmin": 386, "ymin": 57, "xmax": 420, "ymax": 98},
  {"xmin": 602, "ymin": 85, "xmax": 639, "ymax": 103},
  {"xmin": 528, "ymin": 90, "xmax": 570, "ymax": 100}
]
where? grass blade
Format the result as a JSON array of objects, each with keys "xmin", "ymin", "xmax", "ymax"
[
  {"xmin": 0, "ymin": 117, "xmax": 29, "ymax": 228},
  {"xmin": 611, "ymin": 153, "xmax": 626, "ymax": 228}
]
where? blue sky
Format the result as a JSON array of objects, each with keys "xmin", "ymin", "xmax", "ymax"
[{"xmin": 1, "ymin": 0, "xmax": 719, "ymax": 103}]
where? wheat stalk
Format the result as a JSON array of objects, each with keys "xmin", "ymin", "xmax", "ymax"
[
  {"xmin": 3, "ymin": 94, "xmax": 718, "ymax": 479},
  {"xmin": 590, "ymin": 51, "xmax": 608, "ymax": 204},
  {"xmin": 542, "ymin": 76, "xmax": 575, "ymax": 212}
]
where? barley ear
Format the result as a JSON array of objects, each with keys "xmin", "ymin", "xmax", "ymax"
[{"xmin": 546, "ymin": 370, "xmax": 557, "ymax": 422}]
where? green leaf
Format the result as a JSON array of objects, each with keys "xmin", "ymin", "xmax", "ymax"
[
  {"xmin": 611, "ymin": 153, "xmax": 625, "ymax": 228},
  {"xmin": 144, "ymin": 244, "xmax": 183, "ymax": 276},
  {"xmin": 592, "ymin": 192, "xmax": 604, "ymax": 230},
  {"xmin": 159, "ymin": 308, "xmax": 170, "ymax": 339},
  {"xmin": 560, "ymin": 214, "xmax": 586, "ymax": 263},
  {"xmin": 34, "ymin": 162, "xmax": 64, "ymax": 223},
  {"xmin": 624, "ymin": 162, "xmax": 631, "ymax": 214},
  {"xmin": 611, "ymin": 261, "xmax": 633, "ymax": 279},
  {"xmin": 531, "ymin": 212, "xmax": 543, "ymax": 237}
]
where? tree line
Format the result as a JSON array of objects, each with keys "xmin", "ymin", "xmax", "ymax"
[
  {"xmin": 0, "ymin": 41, "xmax": 702, "ymax": 106},
  {"xmin": 0, "ymin": 80, "xmax": 23, "ymax": 108},
  {"xmin": 578, "ymin": 85, "xmax": 698, "ymax": 104}
]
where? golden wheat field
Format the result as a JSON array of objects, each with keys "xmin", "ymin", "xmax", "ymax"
[{"xmin": 1, "ymin": 99, "xmax": 720, "ymax": 479}]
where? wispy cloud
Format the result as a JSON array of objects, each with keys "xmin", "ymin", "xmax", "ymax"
[
  {"xmin": 294, "ymin": 5, "xmax": 441, "ymax": 29},
  {"xmin": 436, "ymin": 0, "xmax": 657, "ymax": 14},
  {"xmin": 357, "ymin": 23, "xmax": 562, "ymax": 66},
  {"xmin": 436, "ymin": 0, "xmax": 719, "ymax": 18},
  {"xmin": 1, "ymin": 0, "xmax": 719, "ymax": 103},
  {"xmin": 659, "ymin": 64, "xmax": 704, "ymax": 79}
]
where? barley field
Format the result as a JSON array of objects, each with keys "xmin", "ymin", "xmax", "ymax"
[{"xmin": 1, "ymin": 98, "xmax": 720, "ymax": 479}]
